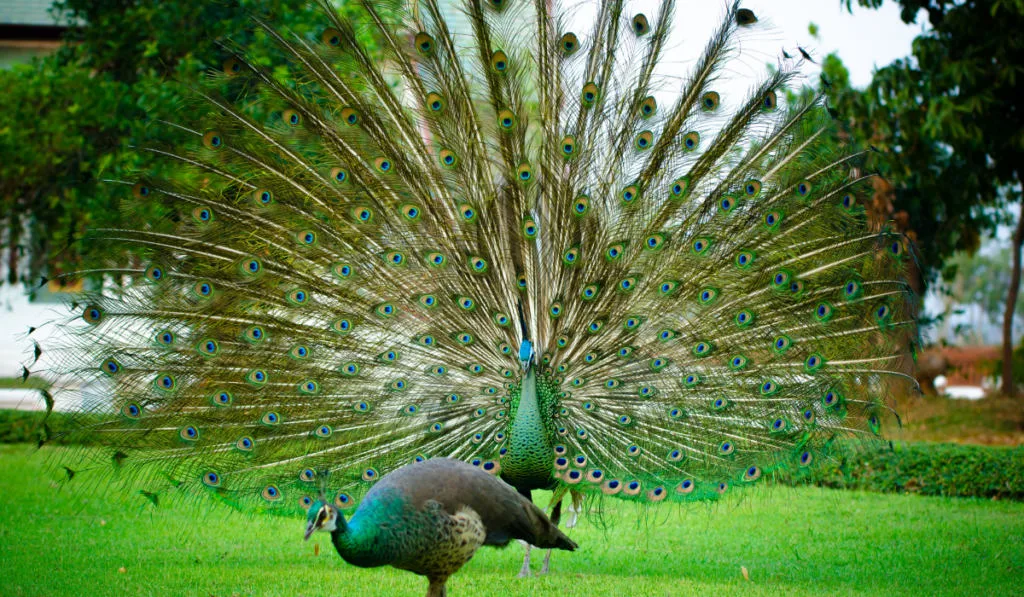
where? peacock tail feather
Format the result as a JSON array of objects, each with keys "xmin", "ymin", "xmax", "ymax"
[{"xmin": 39, "ymin": 0, "xmax": 918, "ymax": 514}]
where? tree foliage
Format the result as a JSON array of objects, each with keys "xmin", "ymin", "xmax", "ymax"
[
  {"xmin": 829, "ymin": 0, "xmax": 1024, "ymax": 395},
  {"xmin": 829, "ymin": 0, "xmax": 1023, "ymax": 280},
  {"xmin": 0, "ymin": 0, "xmax": 350, "ymax": 289}
]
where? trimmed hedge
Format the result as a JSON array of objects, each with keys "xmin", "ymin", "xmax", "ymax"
[
  {"xmin": 789, "ymin": 441, "xmax": 1024, "ymax": 501},
  {"xmin": 1, "ymin": 410, "xmax": 1021, "ymax": 500}
]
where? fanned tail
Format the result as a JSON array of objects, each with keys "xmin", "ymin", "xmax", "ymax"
[{"xmin": 38, "ymin": 0, "xmax": 917, "ymax": 513}]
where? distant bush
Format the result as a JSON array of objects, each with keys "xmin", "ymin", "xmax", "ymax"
[
  {"xmin": 0, "ymin": 410, "xmax": 99, "ymax": 445},
  {"xmin": 781, "ymin": 441, "xmax": 1024, "ymax": 501}
]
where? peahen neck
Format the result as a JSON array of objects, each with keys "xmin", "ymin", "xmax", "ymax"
[
  {"xmin": 328, "ymin": 511, "xmax": 386, "ymax": 569},
  {"xmin": 501, "ymin": 367, "xmax": 556, "ymax": 490}
]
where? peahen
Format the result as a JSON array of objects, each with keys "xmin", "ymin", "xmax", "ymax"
[
  {"xmin": 33, "ymin": 0, "xmax": 918, "ymax": 590},
  {"xmin": 304, "ymin": 457, "xmax": 576, "ymax": 597}
]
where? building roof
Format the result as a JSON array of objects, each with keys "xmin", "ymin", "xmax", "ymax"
[{"xmin": 0, "ymin": 0, "xmax": 62, "ymax": 27}]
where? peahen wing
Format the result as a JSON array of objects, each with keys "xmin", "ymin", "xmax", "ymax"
[{"xmin": 39, "ymin": 0, "xmax": 917, "ymax": 513}]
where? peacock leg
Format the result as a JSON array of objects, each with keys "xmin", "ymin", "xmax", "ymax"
[
  {"xmin": 566, "ymin": 489, "xmax": 583, "ymax": 529},
  {"xmin": 517, "ymin": 540, "xmax": 532, "ymax": 577},
  {"xmin": 426, "ymin": 576, "xmax": 447, "ymax": 597}
]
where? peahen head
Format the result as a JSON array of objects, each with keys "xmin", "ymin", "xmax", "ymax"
[{"xmin": 304, "ymin": 500, "xmax": 339, "ymax": 540}]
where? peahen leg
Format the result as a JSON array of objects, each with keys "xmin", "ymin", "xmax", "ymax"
[
  {"xmin": 517, "ymin": 541, "xmax": 531, "ymax": 578},
  {"xmin": 538, "ymin": 497, "xmax": 564, "ymax": 575},
  {"xmin": 426, "ymin": 577, "xmax": 447, "ymax": 597},
  {"xmin": 516, "ymin": 487, "xmax": 533, "ymax": 578}
]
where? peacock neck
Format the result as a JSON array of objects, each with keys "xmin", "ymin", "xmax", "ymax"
[{"xmin": 502, "ymin": 367, "xmax": 556, "ymax": 490}]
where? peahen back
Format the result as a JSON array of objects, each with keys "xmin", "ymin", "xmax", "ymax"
[{"xmin": 40, "ymin": 0, "xmax": 918, "ymax": 513}]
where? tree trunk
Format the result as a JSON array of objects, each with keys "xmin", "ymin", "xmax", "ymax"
[{"xmin": 1001, "ymin": 199, "xmax": 1024, "ymax": 397}]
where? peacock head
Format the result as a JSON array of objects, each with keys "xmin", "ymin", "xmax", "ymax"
[
  {"xmin": 304, "ymin": 500, "xmax": 339, "ymax": 540},
  {"xmin": 518, "ymin": 339, "xmax": 534, "ymax": 371}
]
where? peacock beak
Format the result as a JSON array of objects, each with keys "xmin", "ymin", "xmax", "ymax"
[{"xmin": 304, "ymin": 520, "xmax": 317, "ymax": 541}]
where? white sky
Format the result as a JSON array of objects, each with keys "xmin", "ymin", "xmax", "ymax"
[{"xmin": 739, "ymin": 0, "xmax": 927, "ymax": 87}]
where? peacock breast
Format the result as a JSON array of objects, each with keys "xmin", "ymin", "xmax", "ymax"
[{"xmin": 501, "ymin": 368, "xmax": 559, "ymax": 490}]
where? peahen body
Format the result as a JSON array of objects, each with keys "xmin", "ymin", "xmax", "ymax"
[
  {"xmin": 34, "ymin": 0, "xmax": 918, "ymax": 590},
  {"xmin": 305, "ymin": 457, "xmax": 575, "ymax": 596}
]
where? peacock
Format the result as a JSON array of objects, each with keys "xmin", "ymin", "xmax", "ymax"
[
  {"xmin": 304, "ymin": 457, "xmax": 576, "ymax": 597},
  {"xmin": 31, "ymin": 0, "xmax": 919, "ymax": 591}
]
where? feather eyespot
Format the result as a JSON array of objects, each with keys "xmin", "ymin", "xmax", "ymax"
[
  {"xmin": 202, "ymin": 131, "xmax": 223, "ymax": 149},
  {"xmin": 634, "ymin": 130, "xmax": 653, "ymax": 150},
  {"xmin": 439, "ymin": 149, "xmax": 458, "ymax": 168},
  {"xmin": 736, "ymin": 8, "xmax": 758, "ymax": 26},
  {"xmin": 179, "ymin": 426, "xmax": 199, "ymax": 442},
  {"xmin": 681, "ymin": 131, "xmax": 700, "ymax": 152},
  {"xmin": 522, "ymin": 218, "xmax": 538, "ymax": 238},
  {"xmin": 621, "ymin": 185, "xmax": 639, "ymax": 204},
  {"xmin": 222, "ymin": 58, "xmax": 243, "ymax": 76},
  {"xmin": 459, "ymin": 203, "xmax": 478, "ymax": 222},
  {"xmin": 83, "ymin": 305, "xmax": 103, "ymax": 325},
  {"xmin": 632, "ymin": 14, "xmax": 650, "ymax": 35},
  {"xmin": 414, "ymin": 32, "xmax": 435, "ymax": 56},
  {"xmin": 211, "ymin": 390, "xmax": 232, "ymax": 406},
  {"xmin": 639, "ymin": 96, "xmax": 656, "ymax": 118},
  {"xmin": 581, "ymin": 82, "xmax": 599, "ymax": 107},
  {"xmin": 497, "ymin": 109, "xmax": 517, "ymax": 131},
  {"xmin": 321, "ymin": 28, "xmax": 342, "ymax": 46},
  {"xmin": 701, "ymin": 92, "xmax": 720, "ymax": 112},
  {"xmin": 399, "ymin": 204, "xmax": 421, "ymax": 221},
  {"xmin": 100, "ymin": 357, "xmax": 122, "ymax": 376},
  {"xmin": 468, "ymin": 256, "xmax": 489, "ymax": 273},
  {"xmin": 560, "ymin": 135, "xmax": 577, "ymax": 158},
  {"xmin": 516, "ymin": 162, "xmax": 533, "ymax": 183},
  {"xmin": 426, "ymin": 92, "xmax": 445, "ymax": 113},
  {"xmin": 122, "ymin": 403, "xmax": 142, "ymax": 419},
  {"xmin": 335, "ymin": 493, "xmax": 353, "ymax": 509},
  {"xmin": 155, "ymin": 373, "xmax": 176, "ymax": 392},
  {"xmin": 670, "ymin": 176, "xmax": 690, "ymax": 199},
  {"xmin": 559, "ymin": 32, "xmax": 579, "ymax": 55},
  {"xmin": 341, "ymin": 107, "xmax": 360, "ymax": 126},
  {"xmin": 282, "ymin": 109, "xmax": 301, "ymax": 126},
  {"xmin": 490, "ymin": 50, "xmax": 509, "ymax": 73}
]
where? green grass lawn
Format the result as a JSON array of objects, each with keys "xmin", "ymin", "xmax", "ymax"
[{"xmin": 1, "ymin": 445, "xmax": 1022, "ymax": 596}]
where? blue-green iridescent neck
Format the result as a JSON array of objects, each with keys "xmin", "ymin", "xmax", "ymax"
[
  {"xmin": 328, "ymin": 491, "xmax": 400, "ymax": 568},
  {"xmin": 501, "ymin": 367, "xmax": 559, "ymax": 490}
]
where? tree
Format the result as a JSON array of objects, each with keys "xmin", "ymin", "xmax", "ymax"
[
  {"xmin": 0, "ymin": 0, "xmax": 356, "ymax": 292},
  {"xmin": 832, "ymin": 0, "xmax": 1024, "ymax": 396}
]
